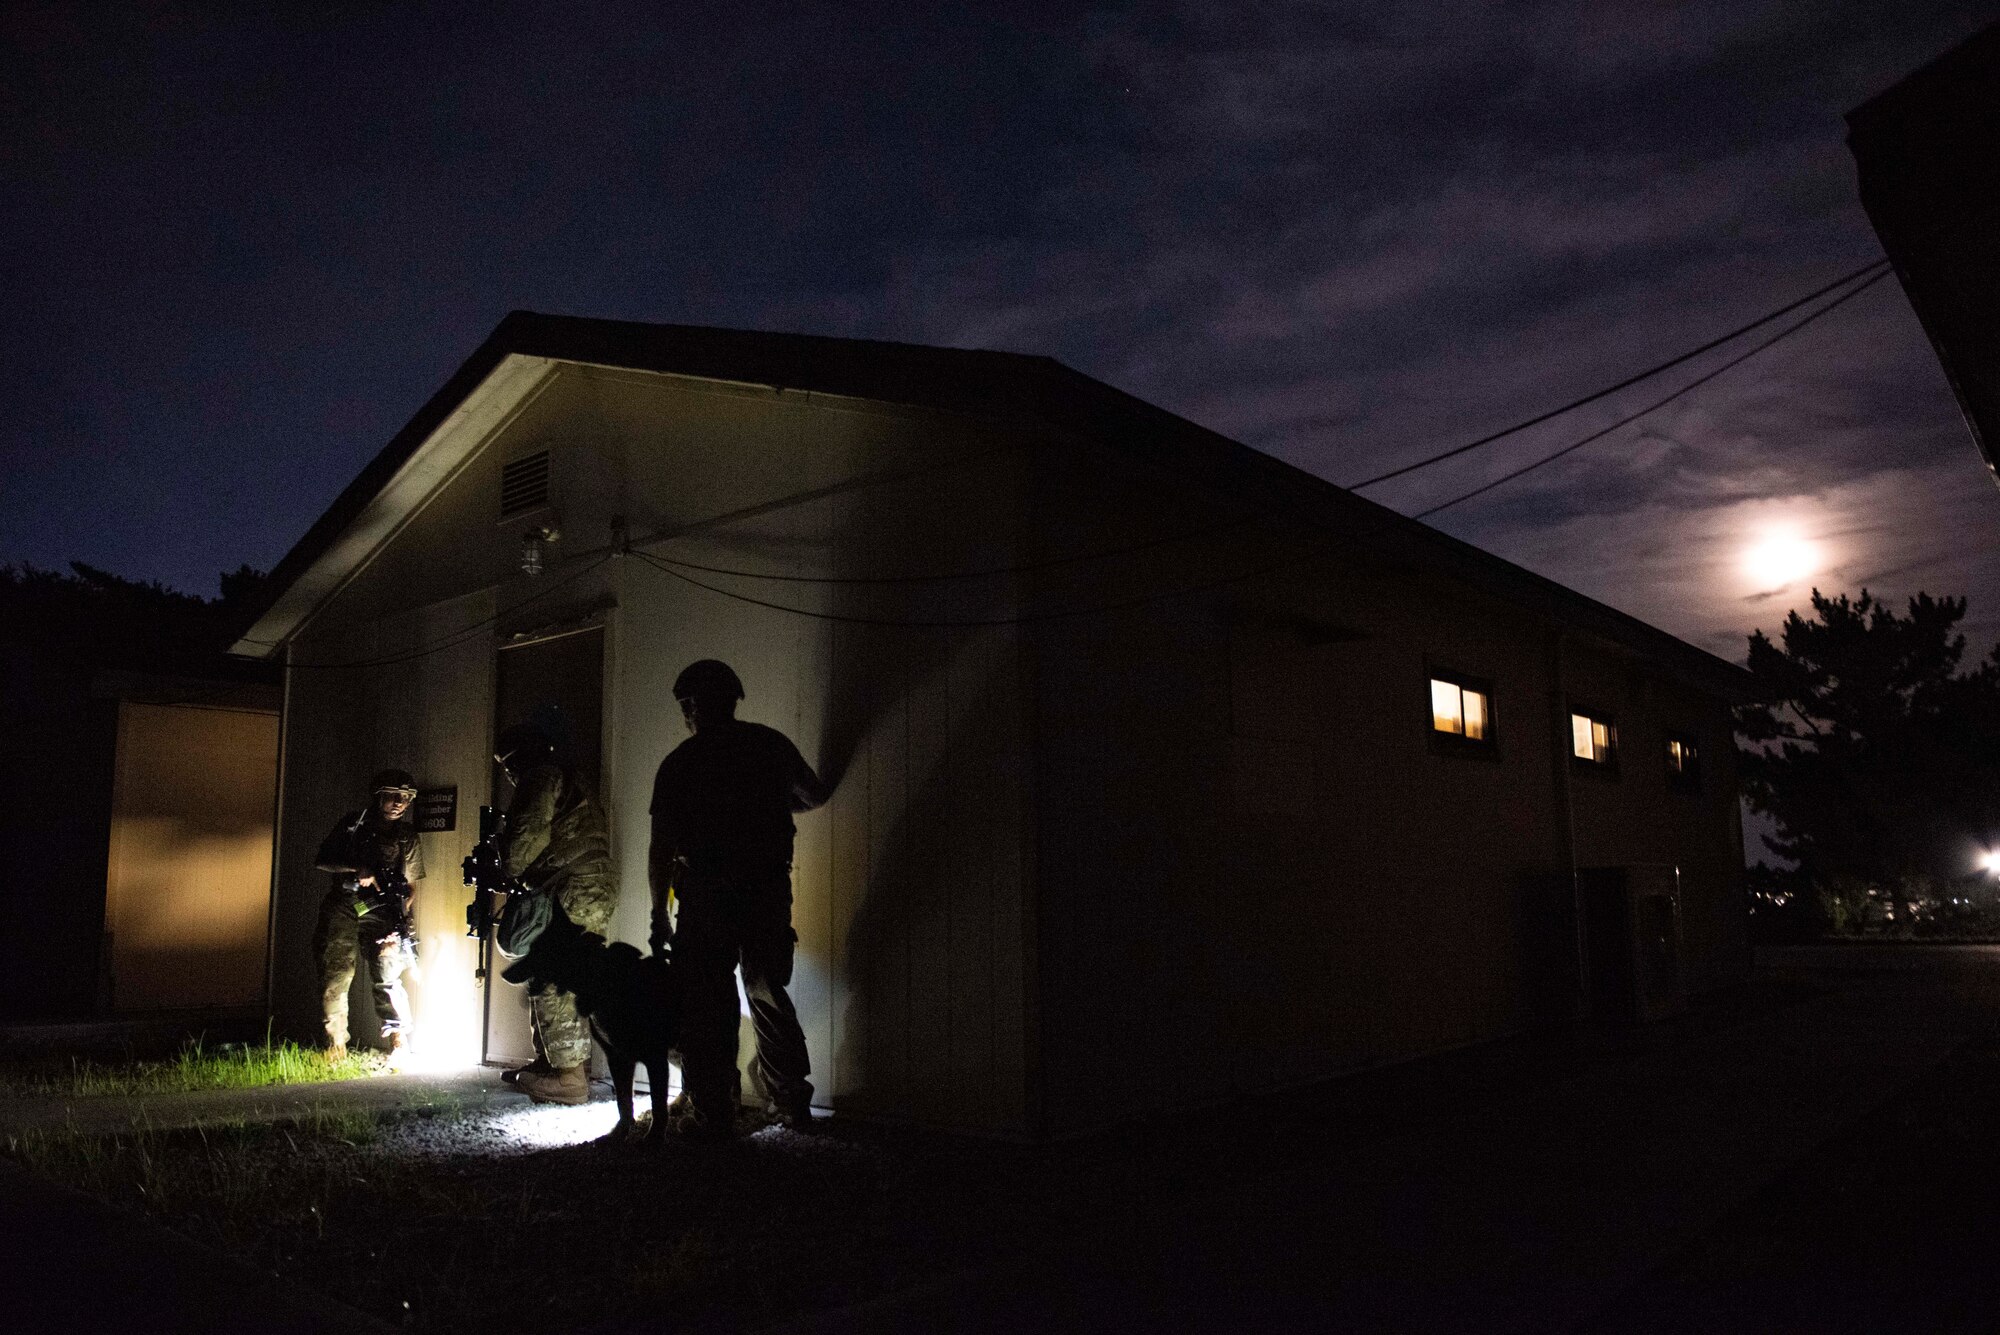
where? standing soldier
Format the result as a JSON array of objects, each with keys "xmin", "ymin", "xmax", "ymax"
[
  {"xmin": 650, "ymin": 660, "xmax": 832, "ymax": 1139},
  {"xmin": 314, "ymin": 769, "xmax": 425, "ymax": 1062},
  {"xmin": 494, "ymin": 721, "xmax": 617, "ymax": 1105}
]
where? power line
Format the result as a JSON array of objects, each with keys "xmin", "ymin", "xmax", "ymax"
[
  {"xmin": 1412, "ymin": 265, "xmax": 1894, "ymax": 520},
  {"xmin": 635, "ymin": 515, "xmax": 1255, "ymax": 585},
  {"xmin": 1344, "ymin": 257, "xmax": 1891, "ymax": 492},
  {"xmin": 269, "ymin": 554, "xmax": 616, "ymax": 670},
  {"xmin": 251, "ymin": 258, "xmax": 1896, "ymax": 659},
  {"xmin": 629, "ymin": 546, "xmax": 1309, "ymax": 628}
]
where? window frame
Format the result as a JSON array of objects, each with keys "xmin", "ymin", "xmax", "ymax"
[
  {"xmin": 1426, "ymin": 668, "xmax": 1499, "ymax": 759},
  {"xmin": 1664, "ymin": 729, "xmax": 1703, "ymax": 794},
  {"xmin": 1567, "ymin": 703, "xmax": 1620, "ymax": 773}
]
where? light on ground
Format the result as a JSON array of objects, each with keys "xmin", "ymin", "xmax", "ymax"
[{"xmin": 499, "ymin": 1101, "xmax": 620, "ymax": 1148}]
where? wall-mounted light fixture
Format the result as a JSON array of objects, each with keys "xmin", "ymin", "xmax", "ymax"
[{"xmin": 520, "ymin": 525, "xmax": 561, "ymax": 576}]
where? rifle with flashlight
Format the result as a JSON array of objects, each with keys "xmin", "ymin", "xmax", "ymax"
[
  {"xmin": 461, "ymin": 805, "xmax": 531, "ymax": 980},
  {"xmin": 348, "ymin": 865, "xmax": 417, "ymax": 948}
]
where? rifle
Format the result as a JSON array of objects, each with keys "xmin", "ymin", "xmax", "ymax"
[
  {"xmin": 345, "ymin": 865, "xmax": 416, "ymax": 943},
  {"xmin": 461, "ymin": 805, "xmax": 532, "ymax": 980}
]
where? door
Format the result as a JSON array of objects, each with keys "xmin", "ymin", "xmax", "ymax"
[
  {"xmin": 1578, "ymin": 864, "xmax": 1688, "ymax": 1024},
  {"xmin": 482, "ymin": 625, "xmax": 604, "ymax": 1067},
  {"xmin": 103, "ymin": 701, "xmax": 279, "ymax": 1012}
]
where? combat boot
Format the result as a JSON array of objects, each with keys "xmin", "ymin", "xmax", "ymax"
[
  {"xmin": 516, "ymin": 1063, "xmax": 589, "ymax": 1106},
  {"xmin": 769, "ymin": 1097, "xmax": 817, "ymax": 1132},
  {"xmin": 501, "ymin": 1055, "xmax": 553, "ymax": 1087}
]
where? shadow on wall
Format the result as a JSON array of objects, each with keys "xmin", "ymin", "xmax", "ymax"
[{"xmin": 828, "ymin": 623, "xmax": 1016, "ymax": 1132}]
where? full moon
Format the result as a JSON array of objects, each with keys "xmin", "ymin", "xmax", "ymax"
[{"xmin": 1742, "ymin": 529, "xmax": 1822, "ymax": 591}]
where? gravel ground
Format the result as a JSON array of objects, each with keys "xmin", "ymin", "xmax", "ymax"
[
  {"xmin": 6, "ymin": 1092, "xmax": 1123, "ymax": 1334},
  {"xmin": 8, "ymin": 971, "xmax": 1938, "ymax": 1334}
]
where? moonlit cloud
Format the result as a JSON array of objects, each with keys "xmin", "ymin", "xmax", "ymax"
[{"xmin": 2, "ymin": 0, "xmax": 1996, "ymax": 664}]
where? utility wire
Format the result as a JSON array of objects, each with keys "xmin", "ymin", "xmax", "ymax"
[
  {"xmin": 1412, "ymin": 265, "xmax": 1893, "ymax": 520},
  {"xmin": 629, "ymin": 265, "xmax": 1900, "ymax": 625},
  {"xmin": 249, "ymin": 259, "xmax": 1894, "ymax": 657},
  {"xmin": 631, "ymin": 256, "xmax": 1895, "ymax": 591},
  {"xmin": 268, "ymin": 554, "xmax": 616, "ymax": 670},
  {"xmin": 1344, "ymin": 257, "xmax": 1890, "ymax": 492},
  {"xmin": 629, "ymin": 545, "xmax": 1312, "ymax": 629},
  {"xmin": 635, "ymin": 515, "xmax": 1254, "ymax": 585}
]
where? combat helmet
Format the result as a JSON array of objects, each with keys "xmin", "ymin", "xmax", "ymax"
[
  {"xmin": 673, "ymin": 659, "xmax": 745, "ymax": 704},
  {"xmin": 493, "ymin": 723, "xmax": 555, "ymax": 773}
]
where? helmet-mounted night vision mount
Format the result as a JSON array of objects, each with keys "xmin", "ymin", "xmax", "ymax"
[{"xmin": 370, "ymin": 768, "xmax": 418, "ymax": 800}]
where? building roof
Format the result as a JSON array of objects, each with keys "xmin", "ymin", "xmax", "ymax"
[
  {"xmin": 1847, "ymin": 20, "xmax": 2000, "ymax": 489},
  {"xmin": 233, "ymin": 311, "xmax": 1752, "ymax": 699}
]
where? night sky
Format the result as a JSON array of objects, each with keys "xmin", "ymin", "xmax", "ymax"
[{"xmin": 5, "ymin": 2, "xmax": 1997, "ymax": 661}]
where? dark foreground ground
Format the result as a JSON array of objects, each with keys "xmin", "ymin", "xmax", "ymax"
[
  {"xmin": 1587, "ymin": 1036, "xmax": 2000, "ymax": 1334},
  {"xmin": 4, "ymin": 955, "xmax": 1997, "ymax": 1333}
]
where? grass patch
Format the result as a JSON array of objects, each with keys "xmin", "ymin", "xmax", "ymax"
[
  {"xmin": 0, "ymin": 1101, "xmax": 1105, "ymax": 1333},
  {"xmin": 10, "ymin": 1032, "xmax": 383, "ymax": 1098},
  {"xmin": 4, "ymin": 974, "xmax": 1943, "ymax": 1333}
]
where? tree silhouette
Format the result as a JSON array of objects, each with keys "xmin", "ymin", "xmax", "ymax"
[
  {"xmin": 1738, "ymin": 589, "xmax": 2000, "ymax": 933},
  {"xmin": 0, "ymin": 560, "xmax": 277, "ymax": 1018}
]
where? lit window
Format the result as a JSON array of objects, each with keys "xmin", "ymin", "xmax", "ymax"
[
  {"xmin": 1666, "ymin": 733, "xmax": 1701, "ymax": 791},
  {"xmin": 1430, "ymin": 677, "xmax": 1491, "ymax": 741},
  {"xmin": 1571, "ymin": 711, "xmax": 1616, "ymax": 763}
]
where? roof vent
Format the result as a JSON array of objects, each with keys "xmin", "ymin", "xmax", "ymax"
[{"xmin": 500, "ymin": 450, "xmax": 551, "ymax": 518}]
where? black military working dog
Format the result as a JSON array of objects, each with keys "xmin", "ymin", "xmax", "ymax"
[{"xmin": 500, "ymin": 901, "xmax": 679, "ymax": 1142}]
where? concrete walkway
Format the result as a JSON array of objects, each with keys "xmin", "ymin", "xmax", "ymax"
[{"xmin": 762, "ymin": 968, "xmax": 1979, "ymax": 1335}]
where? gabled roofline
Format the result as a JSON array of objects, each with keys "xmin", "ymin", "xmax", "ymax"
[{"xmin": 234, "ymin": 311, "xmax": 1752, "ymax": 699}]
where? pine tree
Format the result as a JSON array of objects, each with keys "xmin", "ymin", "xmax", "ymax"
[{"xmin": 1738, "ymin": 590, "xmax": 2000, "ymax": 934}]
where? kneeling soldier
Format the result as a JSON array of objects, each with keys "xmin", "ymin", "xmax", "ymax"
[
  {"xmin": 495, "ymin": 722, "xmax": 617, "ymax": 1105},
  {"xmin": 313, "ymin": 770, "xmax": 424, "ymax": 1061}
]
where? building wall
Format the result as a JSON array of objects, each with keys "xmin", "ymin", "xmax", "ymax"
[
  {"xmin": 103, "ymin": 701, "xmax": 278, "ymax": 1012},
  {"xmin": 1557, "ymin": 641, "xmax": 1749, "ymax": 995},
  {"xmin": 1024, "ymin": 451, "xmax": 1748, "ymax": 1137},
  {"xmin": 271, "ymin": 590, "xmax": 501, "ymax": 1057},
  {"xmin": 273, "ymin": 363, "xmax": 1039, "ymax": 1131},
  {"xmin": 268, "ymin": 355, "xmax": 1745, "ymax": 1136}
]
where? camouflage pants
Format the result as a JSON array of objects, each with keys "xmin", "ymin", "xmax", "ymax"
[
  {"xmin": 313, "ymin": 888, "xmax": 410, "ymax": 1049},
  {"xmin": 530, "ymin": 871, "xmax": 619, "ymax": 1069}
]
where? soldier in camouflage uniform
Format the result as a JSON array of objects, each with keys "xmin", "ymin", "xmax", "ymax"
[
  {"xmin": 313, "ymin": 769, "xmax": 425, "ymax": 1061},
  {"xmin": 494, "ymin": 722, "xmax": 617, "ymax": 1105}
]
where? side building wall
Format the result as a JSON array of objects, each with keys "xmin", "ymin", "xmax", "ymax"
[{"xmin": 1025, "ymin": 451, "xmax": 1748, "ymax": 1137}]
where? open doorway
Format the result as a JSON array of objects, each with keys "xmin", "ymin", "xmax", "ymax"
[{"xmin": 483, "ymin": 625, "xmax": 604, "ymax": 1067}]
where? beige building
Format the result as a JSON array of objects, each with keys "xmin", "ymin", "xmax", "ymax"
[{"xmin": 234, "ymin": 314, "xmax": 1749, "ymax": 1139}]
